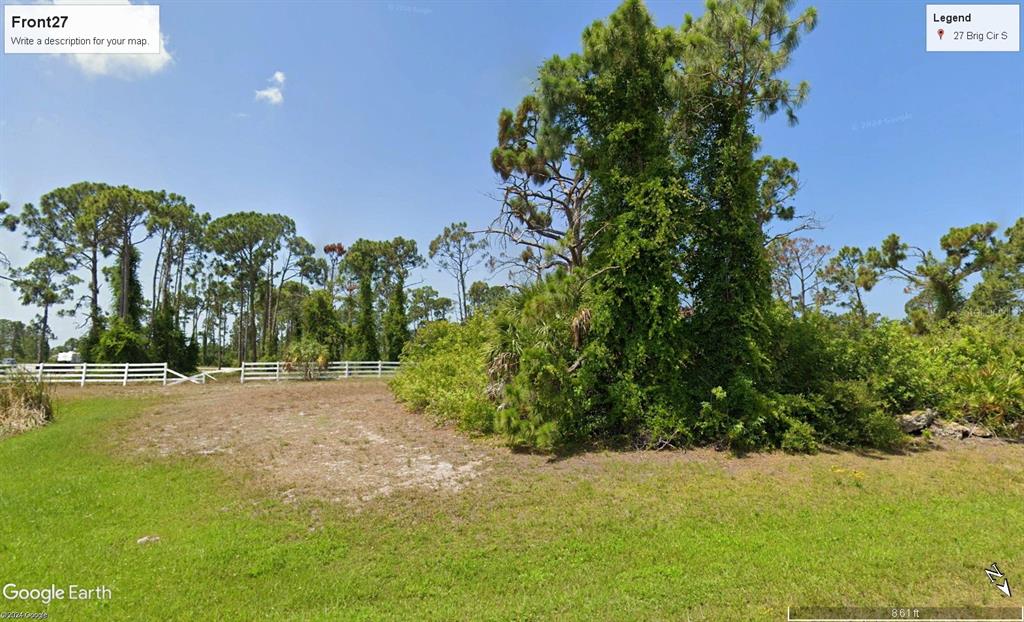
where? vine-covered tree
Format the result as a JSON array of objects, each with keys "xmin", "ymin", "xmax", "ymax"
[
  {"xmin": 353, "ymin": 273, "xmax": 379, "ymax": 360},
  {"xmin": 526, "ymin": 0, "xmax": 691, "ymax": 437},
  {"xmin": 382, "ymin": 275, "xmax": 409, "ymax": 361},
  {"xmin": 301, "ymin": 289, "xmax": 343, "ymax": 358},
  {"xmin": 676, "ymin": 0, "xmax": 817, "ymax": 439}
]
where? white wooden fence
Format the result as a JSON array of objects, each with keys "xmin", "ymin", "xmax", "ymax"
[
  {"xmin": 0, "ymin": 361, "xmax": 401, "ymax": 386},
  {"xmin": 0, "ymin": 362, "xmax": 180, "ymax": 386},
  {"xmin": 240, "ymin": 361, "xmax": 400, "ymax": 383}
]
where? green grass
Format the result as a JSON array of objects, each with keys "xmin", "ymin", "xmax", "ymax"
[{"xmin": 1, "ymin": 395, "xmax": 1022, "ymax": 620}]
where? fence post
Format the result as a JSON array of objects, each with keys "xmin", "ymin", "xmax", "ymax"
[
  {"xmin": 37, "ymin": 363, "xmax": 44, "ymax": 382},
  {"xmin": 241, "ymin": 362, "xmax": 246, "ymax": 384},
  {"xmin": 378, "ymin": 361, "xmax": 382, "ymax": 377},
  {"xmin": 80, "ymin": 362, "xmax": 87, "ymax": 387},
  {"xmin": 162, "ymin": 362, "xmax": 168, "ymax": 386},
  {"xmin": 276, "ymin": 361, "xmax": 281, "ymax": 382},
  {"xmin": 122, "ymin": 363, "xmax": 129, "ymax": 386}
]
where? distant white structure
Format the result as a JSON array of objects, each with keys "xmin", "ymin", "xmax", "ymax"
[{"xmin": 56, "ymin": 351, "xmax": 82, "ymax": 363}]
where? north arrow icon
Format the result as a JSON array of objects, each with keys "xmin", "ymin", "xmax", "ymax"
[{"xmin": 986, "ymin": 563, "xmax": 1012, "ymax": 598}]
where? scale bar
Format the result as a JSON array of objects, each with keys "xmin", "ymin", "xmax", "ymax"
[{"xmin": 787, "ymin": 606, "xmax": 1024, "ymax": 622}]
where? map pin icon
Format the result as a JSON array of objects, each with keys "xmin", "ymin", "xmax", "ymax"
[{"xmin": 938, "ymin": 28, "xmax": 945, "ymax": 39}]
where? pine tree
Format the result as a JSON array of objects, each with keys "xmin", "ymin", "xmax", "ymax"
[
  {"xmin": 382, "ymin": 274, "xmax": 409, "ymax": 361},
  {"xmin": 354, "ymin": 274, "xmax": 379, "ymax": 360}
]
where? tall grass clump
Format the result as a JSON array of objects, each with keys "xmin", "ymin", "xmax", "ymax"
[{"xmin": 0, "ymin": 373, "xmax": 53, "ymax": 437}]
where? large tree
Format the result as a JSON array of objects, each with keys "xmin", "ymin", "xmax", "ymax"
[
  {"xmin": 408, "ymin": 286, "xmax": 453, "ymax": 327},
  {"xmin": 18, "ymin": 183, "xmax": 111, "ymax": 354},
  {"xmin": 206, "ymin": 211, "xmax": 282, "ymax": 361},
  {"xmin": 818, "ymin": 246, "xmax": 877, "ymax": 321},
  {"xmin": 147, "ymin": 191, "xmax": 206, "ymax": 315},
  {"xmin": 382, "ymin": 274, "xmax": 409, "ymax": 361},
  {"xmin": 345, "ymin": 237, "xmax": 422, "ymax": 359},
  {"xmin": 968, "ymin": 217, "xmax": 1024, "ymax": 315},
  {"xmin": 489, "ymin": 96, "xmax": 593, "ymax": 278},
  {"xmin": 99, "ymin": 186, "xmax": 155, "ymax": 323},
  {"xmin": 486, "ymin": 0, "xmax": 817, "ymax": 446},
  {"xmin": 532, "ymin": 0, "xmax": 691, "ymax": 435},
  {"xmin": 676, "ymin": 0, "xmax": 816, "ymax": 429},
  {"xmin": 268, "ymin": 232, "xmax": 315, "ymax": 356},
  {"xmin": 323, "ymin": 242, "xmax": 346, "ymax": 297},
  {"xmin": 0, "ymin": 319, "xmax": 32, "ymax": 361},
  {"xmin": 769, "ymin": 236, "xmax": 831, "ymax": 313},
  {"xmin": 429, "ymin": 222, "xmax": 487, "ymax": 322},
  {"xmin": 867, "ymin": 222, "xmax": 1000, "ymax": 321},
  {"xmin": 467, "ymin": 281, "xmax": 510, "ymax": 316},
  {"xmin": 11, "ymin": 255, "xmax": 79, "ymax": 362}
]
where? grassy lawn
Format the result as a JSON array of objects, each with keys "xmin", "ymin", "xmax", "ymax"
[{"xmin": 1, "ymin": 393, "xmax": 1022, "ymax": 621}]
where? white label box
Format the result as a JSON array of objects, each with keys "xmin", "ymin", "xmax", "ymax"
[
  {"xmin": 4, "ymin": 4, "xmax": 160, "ymax": 55},
  {"xmin": 926, "ymin": 4, "xmax": 1020, "ymax": 52}
]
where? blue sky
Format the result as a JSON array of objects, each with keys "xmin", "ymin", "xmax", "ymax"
[{"xmin": 1, "ymin": 0, "xmax": 1022, "ymax": 342}]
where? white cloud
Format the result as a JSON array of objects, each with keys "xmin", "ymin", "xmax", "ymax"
[
  {"xmin": 255, "ymin": 86, "xmax": 283, "ymax": 105},
  {"xmin": 255, "ymin": 71, "xmax": 286, "ymax": 105},
  {"xmin": 68, "ymin": 35, "xmax": 173, "ymax": 78},
  {"xmin": 50, "ymin": 0, "xmax": 173, "ymax": 79}
]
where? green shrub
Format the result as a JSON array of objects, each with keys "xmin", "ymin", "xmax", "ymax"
[
  {"xmin": 781, "ymin": 419, "xmax": 819, "ymax": 454},
  {"xmin": 860, "ymin": 410, "xmax": 906, "ymax": 451},
  {"xmin": 857, "ymin": 321, "xmax": 938, "ymax": 414},
  {"xmin": 393, "ymin": 281, "xmax": 1023, "ymax": 449},
  {"xmin": 0, "ymin": 373, "xmax": 52, "ymax": 437},
  {"xmin": 285, "ymin": 337, "xmax": 330, "ymax": 380},
  {"xmin": 489, "ymin": 274, "xmax": 591, "ymax": 449},
  {"xmin": 390, "ymin": 318, "xmax": 495, "ymax": 433},
  {"xmin": 923, "ymin": 312, "xmax": 1024, "ymax": 435},
  {"xmin": 767, "ymin": 306, "xmax": 849, "ymax": 396}
]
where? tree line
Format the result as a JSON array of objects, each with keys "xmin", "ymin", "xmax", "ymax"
[{"xmin": 0, "ymin": 186, "xmax": 506, "ymax": 368}]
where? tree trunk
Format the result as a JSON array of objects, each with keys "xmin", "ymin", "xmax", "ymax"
[
  {"xmin": 89, "ymin": 246, "xmax": 100, "ymax": 330},
  {"xmin": 37, "ymin": 304, "xmax": 49, "ymax": 363},
  {"xmin": 249, "ymin": 286, "xmax": 258, "ymax": 360},
  {"xmin": 152, "ymin": 233, "xmax": 165, "ymax": 315},
  {"xmin": 120, "ymin": 229, "xmax": 130, "ymax": 320}
]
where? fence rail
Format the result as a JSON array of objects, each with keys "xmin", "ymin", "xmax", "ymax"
[
  {"xmin": 240, "ymin": 361, "xmax": 400, "ymax": 383},
  {"xmin": 0, "ymin": 361, "xmax": 401, "ymax": 386},
  {"xmin": 0, "ymin": 362, "xmax": 172, "ymax": 385}
]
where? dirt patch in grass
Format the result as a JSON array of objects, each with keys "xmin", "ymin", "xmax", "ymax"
[
  {"xmin": 124, "ymin": 380, "xmax": 505, "ymax": 505},
  {"xmin": 117, "ymin": 380, "xmax": 1021, "ymax": 508}
]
